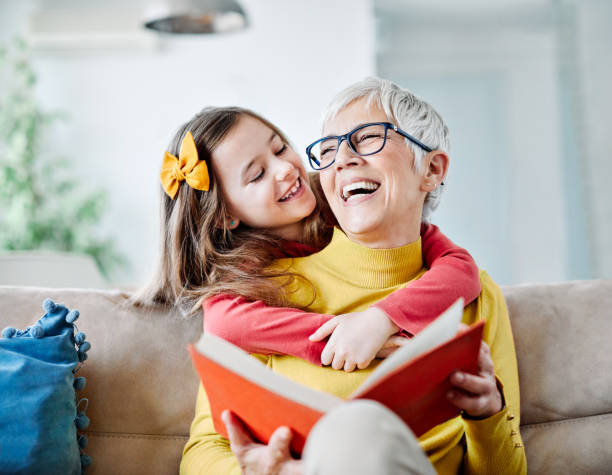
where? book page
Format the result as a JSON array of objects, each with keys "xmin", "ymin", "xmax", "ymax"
[
  {"xmin": 195, "ymin": 333, "xmax": 343, "ymax": 412},
  {"xmin": 352, "ymin": 298, "xmax": 464, "ymax": 397}
]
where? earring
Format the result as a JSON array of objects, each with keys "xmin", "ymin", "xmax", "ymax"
[{"xmin": 230, "ymin": 220, "xmax": 235, "ymax": 227}]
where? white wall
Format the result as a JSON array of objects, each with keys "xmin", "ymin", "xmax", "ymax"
[
  {"xmin": 3, "ymin": 0, "xmax": 609, "ymax": 287},
  {"xmin": 0, "ymin": 0, "xmax": 376, "ymax": 285},
  {"xmin": 575, "ymin": 0, "xmax": 612, "ymax": 278},
  {"xmin": 376, "ymin": 1, "xmax": 584, "ymax": 285}
]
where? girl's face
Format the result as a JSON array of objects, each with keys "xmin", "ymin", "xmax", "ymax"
[{"xmin": 211, "ymin": 115, "xmax": 317, "ymax": 241}]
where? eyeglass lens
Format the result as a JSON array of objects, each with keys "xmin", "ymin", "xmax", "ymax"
[{"xmin": 310, "ymin": 124, "xmax": 387, "ymax": 169}]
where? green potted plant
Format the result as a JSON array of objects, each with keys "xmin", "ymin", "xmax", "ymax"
[{"xmin": 0, "ymin": 38, "xmax": 125, "ymax": 280}]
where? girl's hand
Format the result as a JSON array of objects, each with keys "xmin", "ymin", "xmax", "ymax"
[
  {"xmin": 375, "ymin": 335, "xmax": 410, "ymax": 358},
  {"xmin": 308, "ymin": 307, "xmax": 400, "ymax": 372},
  {"xmin": 222, "ymin": 411, "xmax": 302, "ymax": 475},
  {"xmin": 446, "ymin": 339, "xmax": 503, "ymax": 419}
]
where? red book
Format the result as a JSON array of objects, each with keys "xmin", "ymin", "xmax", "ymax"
[{"xmin": 189, "ymin": 299, "xmax": 483, "ymax": 455}]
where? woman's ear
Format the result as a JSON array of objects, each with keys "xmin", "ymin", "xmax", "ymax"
[{"xmin": 419, "ymin": 150, "xmax": 449, "ymax": 192}]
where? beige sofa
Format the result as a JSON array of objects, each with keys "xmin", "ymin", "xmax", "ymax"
[{"xmin": 1, "ymin": 280, "xmax": 611, "ymax": 474}]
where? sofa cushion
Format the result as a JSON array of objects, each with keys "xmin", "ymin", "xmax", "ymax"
[
  {"xmin": 503, "ymin": 279, "xmax": 612, "ymax": 473},
  {"xmin": 0, "ymin": 299, "xmax": 91, "ymax": 474},
  {"xmin": 503, "ymin": 279, "xmax": 612, "ymax": 425},
  {"xmin": 0, "ymin": 286, "xmax": 203, "ymax": 474}
]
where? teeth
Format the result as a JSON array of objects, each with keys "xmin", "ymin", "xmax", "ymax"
[
  {"xmin": 342, "ymin": 181, "xmax": 380, "ymax": 200},
  {"xmin": 280, "ymin": 177, "xmax": 301, "ymax": 201}
]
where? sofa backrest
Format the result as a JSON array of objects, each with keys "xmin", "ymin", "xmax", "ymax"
[
  {"xmin": 0, "ymin": 286, "xmax": 201, "ymax": 475},
  {"xmin": 502, "ymin": 279, "xmax": 612, "ymax": 474},
  {"xmin": 1, "ymin": 280, "xmax": 611, "ymax": 474}
]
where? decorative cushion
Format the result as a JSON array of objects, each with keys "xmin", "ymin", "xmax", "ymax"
[{"xmin": 0, "ymin": 299, "xmax": 92, "ymax": 474}]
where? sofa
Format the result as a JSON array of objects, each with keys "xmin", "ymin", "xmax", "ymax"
[{"xmin": 1, "ymin": 279, "xmax": 611, "ymax": 474}]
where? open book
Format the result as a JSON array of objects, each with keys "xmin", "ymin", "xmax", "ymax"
[{"xmin": 189, "ymin": 298, "xmax": 484, "ymax": 454}]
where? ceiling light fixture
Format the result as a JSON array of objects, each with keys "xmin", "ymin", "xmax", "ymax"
[{"xmin": 144, "ymin": 0, "xmax": 248, "ymax": 34}]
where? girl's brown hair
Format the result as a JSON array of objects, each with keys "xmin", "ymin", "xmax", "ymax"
[{"xmin": 133, "ymin": 106, "xmax": 332, "ymax": 316}]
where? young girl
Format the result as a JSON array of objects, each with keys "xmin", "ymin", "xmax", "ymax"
[{"xmin": 139, "ymin": 106, "xmax": 481, "ymax": 371}]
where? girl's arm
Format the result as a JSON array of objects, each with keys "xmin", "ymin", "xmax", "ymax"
[
  {"xmin": 205, "ymin": 224, "xmax": 481, "ymax": 367},
  {"xmin": 373, "ymin": 223, "xmax": 481, "ymax": 336},
  {"xmin": 308, "ymin": 224, "xmax": 482, "ymax": 371},
  {"xmin": 203, "ymin": 295, "xmax": 332, "ymax": 366}
]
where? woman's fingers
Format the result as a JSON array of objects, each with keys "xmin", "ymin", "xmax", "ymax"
[
  {"xmin": 447, "ymin": 390, "xmax": 489, "ymax": 415},
  {"xmin": 222, "ymin": 411, "xmax": 297, "ymax": 474},
  {"xmin": 267, "ymin": 426, "xmax": 292, "ymax": 460},
  {"xmin": 450, "ymin": 371, "xmax": 492, "ymax": 395},
  {"xmin": 477, "ymin": 342, "xmax": 494, "ymax": 373},
  {"xmin": 222, "ymin": 410, "xmax": 254, "ymax": 454},
  {"xmin": 446, "ymin": 340, "xmax": 502, "ymax": 418}
]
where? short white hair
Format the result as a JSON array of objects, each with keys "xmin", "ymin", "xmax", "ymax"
[{"xmin": 321, "ymin": 77, "xmax": 450, "ymax": 221}]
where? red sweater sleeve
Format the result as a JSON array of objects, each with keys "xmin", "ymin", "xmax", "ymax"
[
  {"xmin": 373, "ymin": 224, "xmax": 481, "ymax": 335},
  {"xmin": 203, "ymin": 294, "xmax": 333, "ymax": 366}
]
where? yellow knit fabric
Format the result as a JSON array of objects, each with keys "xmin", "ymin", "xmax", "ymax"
[{"xmin": 181, "ymin": 228, "xmax": 527, "ymax": 474}]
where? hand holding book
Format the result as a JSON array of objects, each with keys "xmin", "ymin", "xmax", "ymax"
[
  {"xmin": 189, "ymin": 299, "xmax": 496, "ymax": 455},
  {"xmin": 447, "ymin": 338, "xmax": 503, "ymax": 418},
  {"xmin": 221, "ymin": 410, "xmax": 300, "ymax": 475},
  {"xmin": 216, "ymin": 335, "xmax": 503, "ymax": 473}
]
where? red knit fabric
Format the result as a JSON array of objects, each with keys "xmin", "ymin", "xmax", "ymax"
[{"xmin": 203, "ymin": 225, "xmax": 481, "ymax": 365}]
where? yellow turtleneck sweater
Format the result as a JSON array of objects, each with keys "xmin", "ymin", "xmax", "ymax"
[{"xmin": 181, "ymin": 228, "xmax": 526, "ymax": 474}]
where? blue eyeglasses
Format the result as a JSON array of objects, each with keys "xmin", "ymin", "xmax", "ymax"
[{"xmin": 306, "ymin": 122, "xmax": 433, "ymax": 171}]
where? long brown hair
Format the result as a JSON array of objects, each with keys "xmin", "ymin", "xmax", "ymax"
[{"xmin": 133, "ymin": 106, "xmax": 332, "ymax": 316}]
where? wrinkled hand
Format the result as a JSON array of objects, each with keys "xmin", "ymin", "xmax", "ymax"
[
  {"xmin": 308, "ymin": 307, "xmax": 400, "ymax": 372},
  {"xmin": 222, "ymin": 411, "xmax": 302, "ymax": 475},
  {"xmin": 446, "ymin": 338, "xmax": 503, "ymax": 418}
]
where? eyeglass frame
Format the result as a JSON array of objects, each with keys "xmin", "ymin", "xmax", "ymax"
[{"xmin": 305, "ymin": 121, "xmax": 434, "ymax": 171}]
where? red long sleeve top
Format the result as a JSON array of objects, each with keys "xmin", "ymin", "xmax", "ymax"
[{"xmin": 203, "ymin": 224, "xmax": 481, "ymax": 366}]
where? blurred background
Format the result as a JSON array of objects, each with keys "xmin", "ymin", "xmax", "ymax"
[{"xmin": 0, "ymin": 0, "xmax": 610, "ymax": 288}]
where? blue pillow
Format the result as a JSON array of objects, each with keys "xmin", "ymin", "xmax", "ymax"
[{"xmin": 0, "ymin": 299, "xmax": 92, "ymax": 474}]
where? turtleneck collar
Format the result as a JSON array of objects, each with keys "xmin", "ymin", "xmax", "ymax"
[{"xmin": 313, "ymin": 227, "xmax": 424, "ymax": 288}]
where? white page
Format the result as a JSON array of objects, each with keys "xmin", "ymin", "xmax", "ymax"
[{"xmin": 352, "ymin": 298, "xmax": 464, "ymax": 397}]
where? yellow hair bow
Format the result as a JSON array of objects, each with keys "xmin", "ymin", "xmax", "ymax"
[{"xmin": 160, "ymin": 131, "xmax": 210, "ymax": 199}]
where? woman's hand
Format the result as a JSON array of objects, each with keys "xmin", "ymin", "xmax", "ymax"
[
  {"xmin": 308, "ymin": 307, "xmax": 400, "ymax": 372},
  {"xmin": 222, "ymin": 411, "xmax": 302, "ymax": 475},
  {"xmin": 447, "ymin": 339, "xmax": 503, "ymax": 419}
]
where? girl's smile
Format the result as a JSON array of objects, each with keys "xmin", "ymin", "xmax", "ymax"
[
  {"xmin": 211, "ymin": 115, "xmax": 317, "ymax": 240},
  {"xmin": 278, "ymin": 176, "xmax": 305, "ymax": 202}
]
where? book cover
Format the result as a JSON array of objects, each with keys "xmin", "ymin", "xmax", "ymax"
[{"xmin": 189, "ymin": 298, "xmax": 484, "ymax": 454}]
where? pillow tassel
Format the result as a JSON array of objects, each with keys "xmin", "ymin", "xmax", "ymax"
[
  {"xmin": 1, "ymin": 298, "xmax": 93, "ymax": 473},
  {"xmin": 77, "ymin": 434, "xmax": 88, "ymax": 449},
  {"xmin": 1, "ymin": 326, "xmax": 16, "ymax": 338},
  {"xmin": 74, "ymin": 376, "xmax": 87, "ymax": 391}
]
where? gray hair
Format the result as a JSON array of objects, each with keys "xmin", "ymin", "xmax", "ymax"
[{"xmin": 321, "ymin": 77, "xmax": 450, "ymax": 221}]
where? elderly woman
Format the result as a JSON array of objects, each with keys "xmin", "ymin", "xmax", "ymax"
[{"xmin": 181, "ymin": 78, "xmax": 526, "ymax": 475}]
